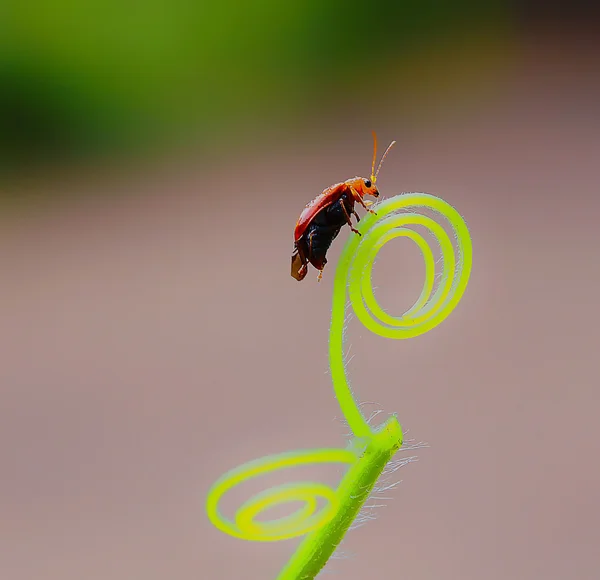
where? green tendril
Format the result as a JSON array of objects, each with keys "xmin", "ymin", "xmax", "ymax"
[{"xmin": 206, "ymin": 192, "xmax": 472, "ymax": 579}]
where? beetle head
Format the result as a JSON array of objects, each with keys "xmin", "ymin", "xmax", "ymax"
[{"xmin": 347, "ymin": 176, "xmax": 380, "ymax": 200}]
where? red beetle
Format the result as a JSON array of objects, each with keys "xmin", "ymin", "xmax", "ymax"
[{"xmin": 291, "ymin": 132, "xmax": 396, "ymax": 281}]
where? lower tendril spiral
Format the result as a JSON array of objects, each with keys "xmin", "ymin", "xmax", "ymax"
[
  {"xmin": 206, "ymin": 192, "xmax": 472, "ymax": 577},
  {"xmin": 205, "ymin": 448, "xmax": 357, "ymax": 542}
]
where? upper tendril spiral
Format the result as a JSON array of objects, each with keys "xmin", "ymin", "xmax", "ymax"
[{"xmin": 329, "ymin": 192, "xmax": 472, "ymax": 438}]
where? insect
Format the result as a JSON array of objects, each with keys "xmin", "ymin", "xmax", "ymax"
[{"xmin": 291, "ymin": 132, "xmax": 396, "ymax": 282}]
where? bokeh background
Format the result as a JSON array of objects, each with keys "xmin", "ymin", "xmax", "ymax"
[{"xmin": 1, "ymin": 2, "xmax": 599, "ymax": 579}]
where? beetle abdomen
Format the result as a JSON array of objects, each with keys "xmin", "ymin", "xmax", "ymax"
[
  {"xmin": 292, "ymin": 192, "xmax": 356, "ymax": 279},
  {"xmin": 304, "ymin": 223, "xmax": 342, "ymax": 270}
]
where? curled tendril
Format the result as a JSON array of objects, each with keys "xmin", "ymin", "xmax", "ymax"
[
  {"xmin": 205, "ymin": 448, "xmax": 357, "ymax": 542},
  {"xmin": 330, "ymin": 193, "xmax": 473, "ymax": 438},
  {"xmin": 206, "ymin": 193, "xmax": 472, "ymax": 579}
]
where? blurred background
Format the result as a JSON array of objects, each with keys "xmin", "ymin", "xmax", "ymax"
[{"xmin": 1, "ymin": 1, "xmax": 599, "ymax": 579}]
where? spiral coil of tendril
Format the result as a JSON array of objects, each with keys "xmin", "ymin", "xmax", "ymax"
[{"xmin": 206, "ymin": 192, "xmax": 472, "ymax": 548}]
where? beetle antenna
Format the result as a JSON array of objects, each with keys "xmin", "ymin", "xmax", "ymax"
[
  {"xmin": 371, "ymin": 131, "xmax": 378, "ymax": 183},
  {"xmin": 374, "ymin": 139, "xmax": 396, "ymax": 183}
]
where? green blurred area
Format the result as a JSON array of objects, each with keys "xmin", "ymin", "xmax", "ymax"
[{"xmin": 0, "ymin": 0, "xmax": 515, "ymax": 174}]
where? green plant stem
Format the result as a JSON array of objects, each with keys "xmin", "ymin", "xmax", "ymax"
[{"xmin": 277, "ymin": 417, "xmax": 403, "ymax": 580}]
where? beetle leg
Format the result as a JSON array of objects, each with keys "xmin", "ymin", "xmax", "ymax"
[
  {"xmin": 359, "ymin": 197, "xmax": 377, "ymax": 215},
  {"xmin": 296, "ymin": 240, "xmax": 308, "ymax": 264},
  {"xmin": 317, "ymin": 268, "xmax": 324, "ymax": 282},
  {"xmin": 352, "ymin": 210, "xmax": 360, "ymax": 222},
  {"xmin": 308, "ymin": 230, "xmax": 315, "ymax": 255},
  {"xmin": 291, "ymin": 242, "xmax": 309, "ymax": 281},
  {"xmin": 340, "ymin": 201, "xmax": 362, "ymax": 236},
  {"xmin": 350, "ymin": 186, "xmax": 377, "ymax": 216}
]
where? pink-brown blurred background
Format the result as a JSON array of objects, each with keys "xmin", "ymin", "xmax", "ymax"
[{"xmin": 1, "ymin": 2, "xmax": 599, "ymax": 579}]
